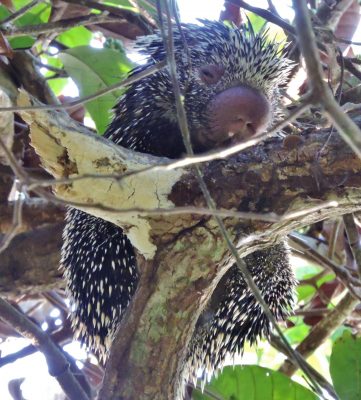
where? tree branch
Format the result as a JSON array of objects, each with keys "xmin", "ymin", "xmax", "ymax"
[
  {"xmin": 0, "ymin": 297, "xmax": 89, "ymax": 400},
  {"xmin": 1, "ymin": 14, "xmax": 123, "ymax": 38},
  {"xmin": 17, "ymin": 91, "xmax": 361, "ymax": 398},
  {"xmin": 60, "ymin": 0, "xmax": 156, "ymax": 34},
  {"xmin": 0, "ymin": 223, "xmax": 63, "ymax": 296},
  {"xmin": 279, "ymin": 291, "xmax": 358, "ymax": 376}
]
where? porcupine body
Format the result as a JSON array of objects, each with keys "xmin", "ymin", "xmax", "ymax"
[{"xmin": 62, "ymin": 20, "xmax": 296, "ymax": 383}]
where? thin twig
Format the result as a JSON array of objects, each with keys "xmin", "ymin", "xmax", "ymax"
[
  {"xmin": 279, "ymin": 291, "xmax": 358, "ymax": 377},
  {"xmin": 337, "ymin": 55, "xmax": 361, "ymax": 82},
  {"xmin": 159, "ymin": 1, "xmax": 323, "ymax": 396},
  {"xmin": 336, "ymin": 37, "xmax": 361, "ymax": 46},
  {"xmin": 327, "ymin": 218, "xmax": 342, "ymax": 260},
  {"xmin": 230, "ymin": 0, "xmax": 296, "ymax": 36},
  {"xmin": 289, "ymin": 233, "xmax": 361, "ymax": 300},
  {"xmin": 1, "ymin": 14, "xmax": 123, "ymax": 38},
  {"xmin": 292, "ymin": 0, "xmax": 361, "ymax": 159},
  {"xmin": 0, "ymin": 298, "xmax": 89, "ymax": 400},
  {"xmin": 0, "ymin": 61, "xmax": 166, "ymax": 112},
  {"xmin": 270, "ymin": 334, "xmax": 338, "ymax": 400},
  {"xmin": 0, "ymin": 0, "xmax": 41, "ymax": 26},
  {"xmin": 0, "ymin": 182, "xmax": 24, "ymax": 253},
  {"xmin": 344, "ymin": 213, "xmax": 361, "ymax": 279},
  {"xmin": 61, "ymin": 0, "xmax": 155, "ymax": 33}
]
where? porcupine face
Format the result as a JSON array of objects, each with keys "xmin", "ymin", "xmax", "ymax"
[{"xmin": 130, "ymin": 20, "xmax": 294, "ymax": 154}]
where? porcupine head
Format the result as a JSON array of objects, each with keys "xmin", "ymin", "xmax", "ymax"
[{"xmin": 107, "ymin": 20, "xmax": 294, "ymax": 157}]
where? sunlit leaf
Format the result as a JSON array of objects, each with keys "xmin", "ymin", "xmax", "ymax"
[
  {"xmin": 47, "ymin": 78, "xmax": 69, "ymax": 97},
  {"xmin": 316, "ymin": 273, "xmax": 336, "ymax": 287},
  {"xmin": 330, "ymin": 331, "xmax": 361, "ymax": 400},
  {"xmin": 57, "ymin": 26, "xmax": 92, "ymax": 48},
  {"xmin": 60, "ymin": 46, "xmax": 134, "ymax": 133},
  {"xmin": 245, "ymin": 12, "xmax": 265, "ymax": 33},
  {"xmin": 193, "ymin": 365, "xmax": 318, "ymax": 400},
  {"xmin": 285, "ymin": 324, "xmax": 310, "ymax": 345},
  {"xmin": 103, "ymin": 0, "xmax": 133, "ymax": 7},
  {"xmin": 297, "ymin": 284, "xmax": 316, "ymax": 302},
  {"xmin": 0, "ymin": 1, "xmax": 51, "ymax": 49}
]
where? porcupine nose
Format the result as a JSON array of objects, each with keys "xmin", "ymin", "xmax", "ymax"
[{"xmin": 209, "ymin": 85, "xmax": 271, "ymax": 143}]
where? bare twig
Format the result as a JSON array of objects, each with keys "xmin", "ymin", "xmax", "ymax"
[
  {"xmin": 0, "ymin": 0, "xmax": 41, "ymax": 27},
  {"xmin": 0, "ymin": 61, "xmax": 166, "ymax": 113},
  {"xmin": 270, "ymin": 334, "xmax": 338, "ymax": 399},
  {"xmin": 0, "ymin": 183, "xmax": 24, "ymax": 253},
  {"xmin": 344, "ymin": 213, "xmax": 361, "ymax": 279},
  {"xmin": 61, "ymin": 0, "xmax": 155, "ymax": 33},
  {"xmin": 1, "ymin": 14, "xmax": 123, "ymax": 38},
  {"xmin": 336, "ymin": 37, "xmax": 361, "ymax": 46},
  {"xmin": 279, "ymin": 291, "xmax": 358, "ymax": 376},
  {"xmin": 338, "ymin": 56, "xmax": 361, "ymax": 82},
  {"xmin": 289, "ymin": 233, "xmax": 361, "ymax": 300},
  {"xmin": 229, "ymin": 0, "xmax": 296, "ymax": 36},
  {"xmin": 0, "ymin": 298, "xmax": 89, "ymax": 400},
  {"xmin": 159, "ymin": 1, "xmax": 323, "ymax": 396},
  {"xmin": 292, "ymin": 0, "xmax": 361, "ymax": 159}
]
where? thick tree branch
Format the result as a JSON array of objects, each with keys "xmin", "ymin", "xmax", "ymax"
[
  {"xmin": 0, "ymin": 297, "xmax": 89, "ymax": 400},
  {"xmin": 13, "ymin": 93, "xmax": 361, "ymax": 398},
  {"xmin": 0, "ymin": 223, "xmax": 63, "ymax": 295},
  {"xmin": 0, "ymin": 201, "xmax": 64, "ymax": 233}
]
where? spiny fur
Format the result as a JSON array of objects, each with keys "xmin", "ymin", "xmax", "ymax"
[{"xmin": 61, "ymin": 20, "xmax": 296, "ymax": 381}]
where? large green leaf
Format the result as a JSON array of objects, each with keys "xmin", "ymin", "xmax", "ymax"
[
  {"xmin": 330, "ymin": 331, "xmax": 361, "ymax": 400},
  {"xmin": 193, "ymin": 365, "xmax": 318, "ymax": 400},
  {"xmin": 60, "ymin": 46, "xmax": 134, "ymax": 134},
  {"xmin": 0, "ymin": 1, "xmax": 51, "ymax": 49}
]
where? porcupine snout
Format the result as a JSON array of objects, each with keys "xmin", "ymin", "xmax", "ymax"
[{"xmin": 207, "ymin": 85, "xmax": 271, "ymax": 145}]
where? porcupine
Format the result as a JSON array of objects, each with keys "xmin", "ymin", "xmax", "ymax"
[{"xmin": 62, "ymin": 20, "xmax": 296, "ymax": 384}]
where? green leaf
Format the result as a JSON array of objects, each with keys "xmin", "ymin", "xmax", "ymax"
[
  {"xmin": 138, "ymin": 0, "xmax": 158, "ymax": 18},
  {"xmin": 316, "ymin": 273, "xmax": 336, "ymax": 287},
  {"xmin": 59, "ymin": 46, "xmax": 134, "ymax": 133},
  {"xmin": 57, "ymin": 27, "xmax": 93, "ymax": 48},
  {"xmin": 330, "ymin": 331, "xmax": 361, "ymax": 400},
  {"xmin": 0, "ymin": 2, "xmax": 51, "ymax": 49},
  {"xmin": 104, "ymin": 0, "xmax": 134, "ymax": 7},
  {"xmin": 297, "ymin": 284, "xmax": 316, "ymax": 302},
  {"xmin": 12, "ymin": 1, "xmax": 50, "ymax": 25},
  {"xmin": 47, "ymin": 78, "xmax": 69, "ymax": 96},
  {"xmin": 9, "ymin": 35, "xmax": 34, "ymax": 49},
  {"xmin": 285, "ymin": 324, "xmax": 310, "ymax": 345},
  {"xmin": 294, "ymin": 263, "xmax": 321, "ymax": 281},
  {"xmin": 193, "ymin": 365, "xmax": 318, "ymax": 400},
  {"xmin": 246, "ymin": 12, "xmax": 265, "ymax": 33}
]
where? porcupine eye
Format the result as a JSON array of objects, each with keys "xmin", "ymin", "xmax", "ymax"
[{"xmin": 199, "ymin": 64, "xmax": 225, "ymax": 85}]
